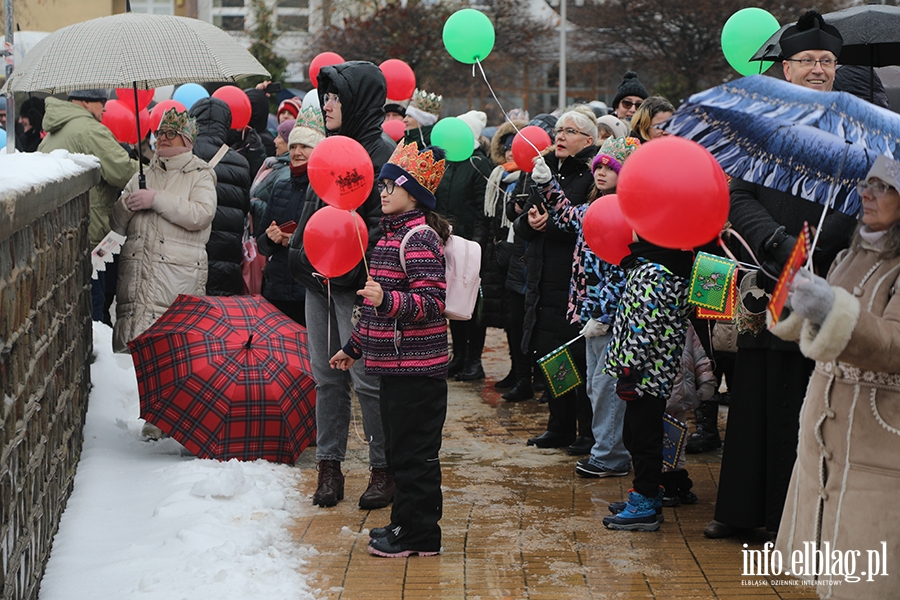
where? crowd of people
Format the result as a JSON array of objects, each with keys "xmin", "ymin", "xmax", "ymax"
[{"xmin": 7, "ymin": 5, "xmax": 899, "ymax": 588}]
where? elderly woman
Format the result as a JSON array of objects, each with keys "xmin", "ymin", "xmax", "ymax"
[
  {"xmin": 769, "ymin": 155, "xmax": 900, "ymax": 597},
  {"xmin": 629, "ymin": 96, "xmax": 674, "ymax": 144},
  {"xmin": 111, "ymin": 108, "xmax": 216, "ymax": 353}
]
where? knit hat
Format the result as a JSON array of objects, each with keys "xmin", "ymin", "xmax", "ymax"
[
  {"xmin": 525, "ymin": 113, "xmax": 557, "ymax": 141},
  {"xmin": 158, "ymin": 107, "xmax": 198, "ymax": 147},
  {"xmin": 779, "ymin": 10, "xmax": 843, "ymax": 60},
  {"xmin": 277, "ymin": 119, "xmax": 296, "ymax": 143},
  {"xmin": 379, "ymin": 141, "xmax": 447, "ymax": 210},
  {"xmin": 591, "ymin": 136, "xmax": 641, "ymax": 174},
  {"xmin": 19, "ymin": 97, "xmax": 45, "ymax": 129},
  {"xmin": 596, "ymin": 115, "xmax": 628, "ymax": 139},
  {"xmin": 384, "ymin": 103, "xmax": 407, "ymax": 118},
  {"xmin": 68, "ymin": 89, "xmax": 109, "ymax": 102},
  {"xmin": 507, "ymin": 108, "xmax": 529, "ymax": 121},
  {"xmin": 277, "ymin": 97, "xmax": 302, "ymax": 119},
  {"xmin": 612, "ymin": 72, "xmax": 649, "ymax": 111},
  {"xmin": 405, "ymin": 88, "xmax": 442, "ymax": 127},
  {"xmin": 865, "ymin": 155, "xmax": 900, "ymax": 192},
  {"xmin": 457, "ymin": 110, "xmax": 487, "ymax": 150},
  {"xmin": 288, "ymin": 105, "xmax": 326, "ymax": 148}
]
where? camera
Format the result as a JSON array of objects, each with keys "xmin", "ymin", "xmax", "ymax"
[{"xmin": 266, "ymin": 82, "xmax": 283, "ymax": 93}]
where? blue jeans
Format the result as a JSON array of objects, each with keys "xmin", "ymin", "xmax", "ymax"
[
  {"xmin": 305, "ymin": 287, "xmax": 386, "ymax": 468},
  {"xmin": 585, "ymin": 333, "xmax": 631, "ymax": 472}
]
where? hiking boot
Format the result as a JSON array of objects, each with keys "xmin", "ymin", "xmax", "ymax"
[
  {"xmin": 686, "ymin": 399, "xmax": 721, "ymax": 454},
  {"xmin": 455, "ymin": 360, "xmax": 485, "ymax": 381},
  {"xmin": 369, "ymin": 524, "xmax": 395, "ymax": 539},
  {"xmin": 608, "ymin": 500, "xmax": 664, "ymax": 523},
  {"xmin": 502, "ymin": 379, "xmax": 533, "ymax": 402},
  {"xmin": 567, "ymin": 436, "xmax": 594, "ymax": 456},
  {"xmin": 447, "ymin": 355, "xmax": 465, "ymax": 378},
  {"xmin": 312, "ymin": 460, "xmax": 344, "ymax": 507},
  {"xmin": 359, "ymin": 467, "xmax": 395, "ymax": 510},
  {"xmin": 493, "ymin": 370, "xmax": 517, "ymax": 390},
  {"xmin": 602, "ymin": 490, "xmax": 661, "ymax": 531},
  {"xmin": 575, "ymin": 458, "xmax": 629, "ymax": 479},
  {"xmin": 368, "ymin": 535, "xmax": 441, "ymax": 558}
]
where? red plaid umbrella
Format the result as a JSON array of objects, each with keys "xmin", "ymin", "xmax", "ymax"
[{"xmin": 129, "ymin": 294, "xmax": 316, "ymax": 463}]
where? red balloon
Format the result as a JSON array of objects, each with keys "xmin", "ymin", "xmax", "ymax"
[
  {"xmin": 617, "ymin": 136, "xmax": 729, "ymax": 249},
  {"xmin": 382, "ymin": 119, "xmax": 406, "ymax": 142},
  {"xmin": 102, "ymin": 100, "xmax": 149, "ymax": 144},
  {"xmin": 307, "ymin": 136, "xmax": 375, "ymax": 211},
  {"xmin": 379, "ymin": 59, "xmax": 416, "ymax": 101},
  {"xmin": 149, "ymin": 100, "xmax": 187, "ymax": 132},
  {"xmin": 304, "ymin": 207, "xmax": 368, "ymax": 279},
  {"xmin": 512, "ymin": 125, "xmax": 553, "ymax": 172},
  {"xmin": 115, "ymin": 88, "xmax": 155, "ymax": 113},
  {"xmin": 211, "ymin": 85, "xmax": 251, "ymax": 129},
  {"xmin": 309, "ymin": 52, "xmax": 344, "ymax": 88},
  {"xmin": 582, "ymin": 195, "xmax": 633, "ymax": 266}
]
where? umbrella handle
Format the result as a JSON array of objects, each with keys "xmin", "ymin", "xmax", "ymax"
[{"xmin": 134, "ymin": 83, "xmax": 146, "ymax": 189}]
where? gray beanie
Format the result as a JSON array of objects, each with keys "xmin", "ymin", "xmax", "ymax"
[{"xmin": 68, "ymin": 89, "xmax": 108, "ymax": 102}]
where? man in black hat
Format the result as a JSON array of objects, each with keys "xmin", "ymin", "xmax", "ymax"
[
  {"xmin": 383, "ymin": 103, "xmax": 406, "ymax": 122},
  {"xmin": 705, "ymin": 10, "xmax": 858, "ymax": 541}
]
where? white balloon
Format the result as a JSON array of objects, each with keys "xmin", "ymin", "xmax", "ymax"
[
  {"xmin": 302, "ymin": 89, "xmax": 320, "ymax": 110},
  {"xmin": 154, "ymin": 85, "xmax": 174, "ymax": 102}
]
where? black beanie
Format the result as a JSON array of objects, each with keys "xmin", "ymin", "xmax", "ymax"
[
  {"xmin": 779, "ymin": 10, "xmax": 843, "ymax": 60},
  {"xmin": 20, "ymin": 97, "xmax": 45, "ymax": 129},
  {"xmin": 612, "ymin": 72, "xmax": 649, "ymax": 110}
]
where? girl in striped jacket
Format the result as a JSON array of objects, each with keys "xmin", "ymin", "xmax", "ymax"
[{"xmin": 330, "ymin": 141, "xmax": 451, "ymax": 558}]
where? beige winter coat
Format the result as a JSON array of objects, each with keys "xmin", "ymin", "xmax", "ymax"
[
  {"xmin": 111, "ymin": 150, "xmax": 217, "ymax": 353},
  {"xmin": 770, "ymin": 242, "xmax": 900, "ymax": 598}
]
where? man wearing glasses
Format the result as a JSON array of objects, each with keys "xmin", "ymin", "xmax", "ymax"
[
  {"xmin": 39, "ymin": 89, "xmax": 138, "ymax": 324},
  {"xmin": 706, "ymin": 10, "xmax": 858, "ymax": 541}
]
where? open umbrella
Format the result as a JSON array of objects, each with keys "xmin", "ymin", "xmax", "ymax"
[{"xmin": 129, "ymin": 295, "xmax": 316, "ymax": 464}]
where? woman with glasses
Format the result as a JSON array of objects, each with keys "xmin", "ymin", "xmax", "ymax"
[
  {"xmin": 630, "ymin": 96, "xmax": 675, "ymax": 144},
  {"xmin": 767, "ymin": 155, "xmax": 900, "ymax": 596}
]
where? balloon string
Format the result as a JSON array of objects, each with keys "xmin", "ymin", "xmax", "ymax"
[
  {"xmin": 718, "ymin": 228, "xmax": 779, "ymax": 280},
  {"xmin": 352, "ymin": 211, "xmax": 376, "ymax": 315},
  {"xmin": 807, "ymin": 141, "xmax": 849, "ymax": 270},
  {"xmin": 474, "ymin": 58, "xmax": 544, "ymax": 158}
]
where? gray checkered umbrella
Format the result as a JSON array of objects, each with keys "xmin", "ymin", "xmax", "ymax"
[{"xmin": 4, "ymin": 13, "xmax": 269, "ymax": 94}]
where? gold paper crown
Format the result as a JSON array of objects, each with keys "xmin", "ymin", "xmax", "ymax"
[
  {"xmin": 387, "ymin": 140, "xmax": 446, "ymax": 194},
  {"xmin": 408, "ymin": 88, "xmax": 443, "ymax": 116},
  {"xmin": 158, "ymin": 108, "xmax": 198, "ymax": 142},
  {"xmin": 294, "ymin": 105, "xmax": 325, "ymax": 138}
]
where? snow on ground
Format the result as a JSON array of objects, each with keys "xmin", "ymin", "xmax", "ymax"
[{"xmin": 38, "ymin": 323, "xmax": 319, "ymax": 600}]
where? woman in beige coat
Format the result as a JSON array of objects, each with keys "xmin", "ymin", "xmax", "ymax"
[
  {"xmin": 111, "ymin": 108, "xmax": 217, "ymax": 355},
  {"xmin": 770, "ymin": 154, "xmax": 900, "ymax": 598}
]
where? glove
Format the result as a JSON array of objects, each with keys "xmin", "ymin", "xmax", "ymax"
[
  {"xmin": 788, "ymin": 268, "xmax": 834, "ymax": 325},
  {"xmin": 615, "ymin": 367, "xmax": 641, "ymax": 401},
  {"xmin": 531, "ymin": 156, "xmax": 552, "ymax": 185},
  {"xmin": 126, "ymin": 188, "xmax": 156, "ymax": 211},
  {"xmin": 696, "ymin": 380, "xmax": 717, "ymax": 402},
  {"xmin": 580, "ymin": 318, "xmax": 609, "ymax": 338}
]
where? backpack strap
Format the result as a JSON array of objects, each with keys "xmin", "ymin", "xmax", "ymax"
[{"xmin": 399, "ymin": 224, "xmax": 435, "ymax": 275}]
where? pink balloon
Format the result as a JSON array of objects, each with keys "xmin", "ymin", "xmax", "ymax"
[
  {"xmin": 382, "ymin": 119, "xmax": 406, "ymax": 142},
  {"xmin": 379, "ymin": 59, "xmax": 416, "ymax": 101},
  {"xmin": 582, "ymin": 194, "xmax": 633, "ymax": 266},
  {"xmin": 309, "ymin": 52, "xmax": 344, "ymax": 88}
]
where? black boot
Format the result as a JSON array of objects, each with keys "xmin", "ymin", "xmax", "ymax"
[
  {"xmin": 494, "ymin": 370, "xmax": 517, "ymax": 390},
  {"xmin": 455, "ymin": 359, "xmax": 485, "ymax": 381},
  {"xmin": 686, "ymin": 399, "xmax": 721, "ymax": 454},
  {"xmin": 447, "ymin": 354, "xmax": 465, "ymax": 378},
  {"xmin": 502, "ymin": 379, "xmax": 533, "ymax": 402}
]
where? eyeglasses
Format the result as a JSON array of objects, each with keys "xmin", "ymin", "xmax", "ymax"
[
  {"xmin": 786, "ymin": 58, "xmax": 837, "ymax": 69},
  {"xmin": 323, "ymin": 93, "xmax": 340, "ymax": 105},
  {"xmin": 377, "ymin": 180, "xmax": 397, "ymax": 195},
  {"xmin": 856, "ymin": 179, "xmax": 895, "ymax": 198},
  {"xmin": 154, "ymin": 129, "xmax": 180, "ymax": 140},
  {"xmin": 555, "ymin": 127, "xmax": 589, "ymax": 137},
  {"xmin": 619, "ymin": 99, "xmax": 642, "ymax": 110}
]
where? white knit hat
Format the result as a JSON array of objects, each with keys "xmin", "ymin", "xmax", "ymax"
[
  {"xmin": 457, "ymin": 110, "xmax": 487, "ymax": 150},
  {"xmin": 596, "ymin": 115, "xmax": 629, "ymax": 139}
]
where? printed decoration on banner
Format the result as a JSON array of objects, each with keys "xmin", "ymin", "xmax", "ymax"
[
  {"xmin": 688, "ymin": 252, "xmax": 736, "ymax": 312},
  {"xmin": 537, "ymin": 336, "xmax": 584, "ymax": 398},
  {"xmin": 91, "ymin": 231, "xmax": 127, "ymax": 280},
  {"xmin": 696, "ymin": 274, "xmax": 737, "ymax": 320},
  {"xmin": 662, "ymin": 413, "xmax": 688, "ymax": 470},
  {"xmin": 767, "ymin": 224, "xmax": 811, "ymax": 325}
]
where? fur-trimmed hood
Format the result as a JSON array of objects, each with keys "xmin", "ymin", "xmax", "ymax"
[{"xmin": 490, "ymin": 119, "xmax": 527, "ymax": 165}]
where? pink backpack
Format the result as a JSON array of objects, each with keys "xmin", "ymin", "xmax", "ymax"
[{"xmin": 399, "ymin": 224, "xmax": 482, "ymax": 321}]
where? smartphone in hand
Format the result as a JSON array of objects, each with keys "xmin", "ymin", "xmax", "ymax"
[{"xmin": 279, "ymin": 220, "xmax": 297, "ymax": 234}]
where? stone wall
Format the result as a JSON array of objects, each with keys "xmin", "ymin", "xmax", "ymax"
[{"xmin": 0, "ymin": 163, "xmax": 100, "ymax": 600}]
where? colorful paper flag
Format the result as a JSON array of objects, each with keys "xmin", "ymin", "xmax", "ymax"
[
  {"xmin": 662, "ymin": 413, "xmax": 688, "ymax": 470},
  {"xmin": 696, "ymin": 274, "xmax": 737, "ymax": 320},
  {"xmin": 688, "ymin": 252, "xmax": 736, "ymax": 313},
  {"xmin": 767, "ymin": 224, "xmax": 810, "ymax": 325},
  {"xmin": 537, "ymin": 337, "xmax": 584, "ymax": 398}
]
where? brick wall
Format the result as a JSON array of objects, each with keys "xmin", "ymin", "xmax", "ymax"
[{"xmin": 0, "ymin": 164, "xmax": 100, "ymax": 600}]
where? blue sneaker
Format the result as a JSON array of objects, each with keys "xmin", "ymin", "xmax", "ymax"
[
  {"xmin": 608, "ymin": 499, "xmax": 664, "ymax": 522},
  {"xmin": 602, "ymin": 489, "xmax": 660, "ymax": 531}
]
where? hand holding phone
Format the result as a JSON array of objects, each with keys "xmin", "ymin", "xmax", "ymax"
[{"xmin": 279, "ymin": 220, "xmax": 297, "ymax": 234}]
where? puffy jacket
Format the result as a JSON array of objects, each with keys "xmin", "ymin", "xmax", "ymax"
[
  {"xmin": 289, "ymin": 61, "xmax": 396, "ymax": 293},
  {"xmin": 257, "ymin": 170, "xmax": 309, "ymax": 302},
  {"xmin": 249, "ymin": 153, "xmax": 291, "ymax": 234},
  {"xmin": 38, "ymin": 97, "xmax": 139, "ymax": 245},
  {"xmin": 110, "ymin": 150, "xmax": 217, "ymax": 353},
  {"xmin": 244, "ymin": 88, "xmax": 276, "ymax": 157},
  {"xmin": 190, "ymin": 97, "xmax": 252, "ymax": 296}
]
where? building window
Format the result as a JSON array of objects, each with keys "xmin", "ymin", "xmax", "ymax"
[
  {"xmin": 131, "ymin": 0, "xmax": 175, "ymax": 13},
  {"xmin": 210, "ymin": 0, "xmax": 248, "ymax": 31},
  {"xmin": 277, "ymin": 0, "xmax": 309, "ymax": 7},
  {"xmin": 213, "ymin": 15, "xmax": 246, "ymax": 30},
  {"xmin": 275, "ymin": 0, "xmax": 310, "ymax": 33},
  {"xmin": 213, "ymin": 0, "xmax": 246, "ymax": 7}
]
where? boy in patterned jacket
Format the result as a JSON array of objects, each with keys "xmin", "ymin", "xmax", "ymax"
[{"xmin": 602, "ymin": 237, "xmax": 695, "ymax": 531}]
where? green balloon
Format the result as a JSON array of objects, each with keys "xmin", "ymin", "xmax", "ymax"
[
  {"xmin": 721, "ymin": 8, "xmax": 780, "ymax": 77},
  {"xmin": 431, "ymin": 117, "xmax": 475, "ymax": 162},
  {"xmin": 442, "ymin": 9, "xmax": 495, "ymax": 64}
]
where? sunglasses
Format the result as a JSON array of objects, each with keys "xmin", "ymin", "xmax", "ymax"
[
  {"xmin": 857, "ymin": 179, "xmax": 895, "ymax": 198},
  {"xmin": 619, "ymin": 99, "xmax": 642, "ymax": 110},
  {"xmin": 154, "ymin": 129, "xmax": 180, "ymax": 140}
]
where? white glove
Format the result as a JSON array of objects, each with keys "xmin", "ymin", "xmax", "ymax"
[
  {"xmin": 696, "ymin": 380, "xmax": 717, "ymax": 402},
  {"xmin": 126, "ymin": 188, "xmax": 156, "ymax": 211},
  {"xmin": 531, "ymin": 156, "xmax": 552, "ymax": 185},
  {"xmin": 788, "ymin": 268, "xmax": 834, "ymax": 325},
  {"xmin": 579, "ymin": 318, "xmax": 609, "ymax": 338}
]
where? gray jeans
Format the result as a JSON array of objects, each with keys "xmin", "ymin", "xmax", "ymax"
[
  {"xmin": 305, "ymin": 286, "xmax": 386, "ymax": 467},
  {"xmin": 586, "ymin": 333, "xmax": 631, "ymax": 472}
]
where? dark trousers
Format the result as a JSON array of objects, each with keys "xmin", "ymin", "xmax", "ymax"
[
  {"xmin": 505, "ymin": 290, "xmax": 531, "ymax": 380},
  {"xmin": 714, "ymin": 348, "xmax": 812, "ymax": 532},
  {"xmin": 91, "ymin": 274, "xmax": 106, "ymax": 323},
  {"xmin": 380, "ymin": 375, "xmax": 448, "ymax": 550},
  {"xmin": 268, "ymin": 297, "xmax": 306, "ymax": 327},
  {"xmin": 448, "ymin": 295, "xmax": 486, "ymax": 364},
  {"xmin": 623, "ymin": 393, "xmax": 666, "ymax": 498}
]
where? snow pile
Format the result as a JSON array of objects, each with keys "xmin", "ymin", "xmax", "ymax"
[{"xmin": 0, "ymin": 149, "xmax": 99, "ymax": 197}]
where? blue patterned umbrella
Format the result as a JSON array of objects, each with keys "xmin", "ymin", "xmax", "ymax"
[{"xmin": 664, "ymin": 76, "xmax": 900, "ymax": 215}]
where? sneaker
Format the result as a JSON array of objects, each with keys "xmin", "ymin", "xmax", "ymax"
[
  {"xmin": 575, "ymin": 458, "xmax": 629, "ymax": 479},
  {"xmin": 368, "ymin": 535, "xmax": 441, "ymax": 558},
  {"xmin": 608, "ymin": 500, "xmax": 664, "ymax": 522},
  {"xmin": 602, "ymin": 490, "xmax": 660, "ymax": 531}
]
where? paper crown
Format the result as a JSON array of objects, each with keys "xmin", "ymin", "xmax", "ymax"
[
  {"xmin": 379, "ymin": 141, "xmax": 446, "ymax": 209},
  {"xmin": 158, "ymin": 107, "xmax": 198, "ymax": 143},
  {"xmin": 592, "ymin": 136, "xmax": 641, "ymax": 174},
  {"xmin": 408, "ymin": 88, "xmax": 443, "ymax": 116},
  {"xmin": 295, "ymin": 106, "xmax": 325, "ymax": 137}
]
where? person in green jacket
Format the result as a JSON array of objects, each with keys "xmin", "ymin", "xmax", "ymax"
[
  {"xmin": 403, "ymin": 88, "xmax": 441, "ymax": 147},
  {"xmin": 39, "ymin": 90, "xmax": 139, "ymax": 323}
]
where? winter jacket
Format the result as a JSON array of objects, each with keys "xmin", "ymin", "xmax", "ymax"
[
  {"xmin": 110, "ymin": 150, "xmax": 217, "ymax": 353},
  {"xmin": 249, "ymin": 153, "xmax": 291, "ymax": 234},
  {"xmin": 343, "ymin": 210, "xmax": 448, "ymax": 378},
  {"xmin": 434, "ymin": 148, "xmax": 493, "ymax": 241},
  {"xmin": 769, "ymin": 239, "xmax": 900, "ymax": 598},
  {"xmin": 228, "ymin": 126, "xmax": 267, "ymax": 177},
  {"xmin": 38, "ymin": 97, "xmax": 139, "ymax": 245},
  {"xmin": 289, "ymin": 61, "xmax": 395, "ymax": 293},
  {"xmin": 403, "ymin": 123, "xmax": 433, "ymax": 148},
  {"xmin": 190, "ymin": 97, "xmax": 252, "ymax": 296},
  {"xmin": 244, "ymin": 88, "xmax": 276, "ymax": 157},
  {"xmin": 257, "ymin": 169, "xmax": 309, "ymax": 302},
  {"xmin": 15, "ymin": 123, "xmax": 42, "ymax": 153},
  {"xmin": 666, "ymin": 324, "xmax": 716, "ymax": 418},
  {"xmin": 539, "ymin": 180, "xmax": 626, "ymax": 326}
]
